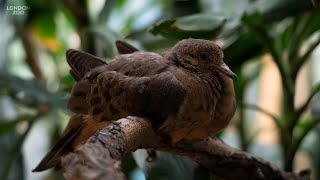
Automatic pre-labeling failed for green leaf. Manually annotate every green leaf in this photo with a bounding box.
[223,32,263,68]
[116,0,127,8]
[122,153,138,179]
[0,114,34,136]
[0,120,21,136]
[175,14,225,31]
[202,0,248,18]
[149,14,226,39]
[98,0,117,24]
[248,0,319,22]
[242,11,264,28]
[0,72,66,109]
[277,19,295,53]
[295,119,320,136]
[303,11,320,38]
[92,25,121,58]
[30,14,56,38]
[61,74,75,91]
[25,0,56,38]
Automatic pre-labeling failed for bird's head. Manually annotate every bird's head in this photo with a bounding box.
[171,39,237,81]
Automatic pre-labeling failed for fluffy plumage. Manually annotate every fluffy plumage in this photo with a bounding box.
[33,39,237,172]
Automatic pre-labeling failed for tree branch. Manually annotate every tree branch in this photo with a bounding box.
[61,116,310,180]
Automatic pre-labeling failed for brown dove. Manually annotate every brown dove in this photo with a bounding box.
[33,39,237,172]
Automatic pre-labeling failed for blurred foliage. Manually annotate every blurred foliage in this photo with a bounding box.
[1,0,320,179]
[149,14,226,39]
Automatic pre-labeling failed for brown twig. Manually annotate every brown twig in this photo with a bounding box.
[21,28,44,81]
[61,116,310,180]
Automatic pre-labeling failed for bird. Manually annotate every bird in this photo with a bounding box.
[33,38,237,172]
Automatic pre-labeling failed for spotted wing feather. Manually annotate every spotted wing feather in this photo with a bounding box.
[69,52,186,123]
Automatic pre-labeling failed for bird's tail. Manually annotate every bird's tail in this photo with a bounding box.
[32,115,84,172]
[33,115,111,172]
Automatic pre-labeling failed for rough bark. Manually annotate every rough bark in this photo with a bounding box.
[61,116,310,180]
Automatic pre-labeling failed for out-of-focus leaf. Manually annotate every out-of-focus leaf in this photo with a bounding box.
[234,61,261,99]
[31,15,56,38]
[223,0,319,68]
[295,120,310,132]
[303,11,320,38]
[242,11,264,28]
[0,114,33,136]
[288,11,320,61]
[0,16,14,71]
[116,0,127,9]
[24,7,62,53]
[201,0,248,18]
[61,74,75,91]
[92,25,121,58]
[0,115,36,180]
[59,4,76,28]
[248,0,319,22]
[149,14,226,39]
[122,153,138,179]
[25,0,58,53]
[165,0,200,18]
[127,30,177,51]
[133,150,209,180]
[29,14,63,53]
[275,19,295,53]
[98,0,116,24]
[0,72,66,109]
[199,0,248,38]
[295,119,320,136]
[223,32,263,68]
[0,131,25,180]
[25,0,55,20]
[175,14,224,31]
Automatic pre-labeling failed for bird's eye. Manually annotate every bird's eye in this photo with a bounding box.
[199,52,208,60]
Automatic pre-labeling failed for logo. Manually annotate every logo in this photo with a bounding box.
[6,5,30,15]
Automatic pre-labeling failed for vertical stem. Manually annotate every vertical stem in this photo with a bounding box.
[282,70,296,171]
[238,104,249,151]
[236,76,250,151]
[284,148,294,171]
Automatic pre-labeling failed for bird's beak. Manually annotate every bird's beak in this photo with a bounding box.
[219,64,237,81]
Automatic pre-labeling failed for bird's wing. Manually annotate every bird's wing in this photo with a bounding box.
[68,52,186,123]
[35,51,186,172]
[163,76,221,142]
